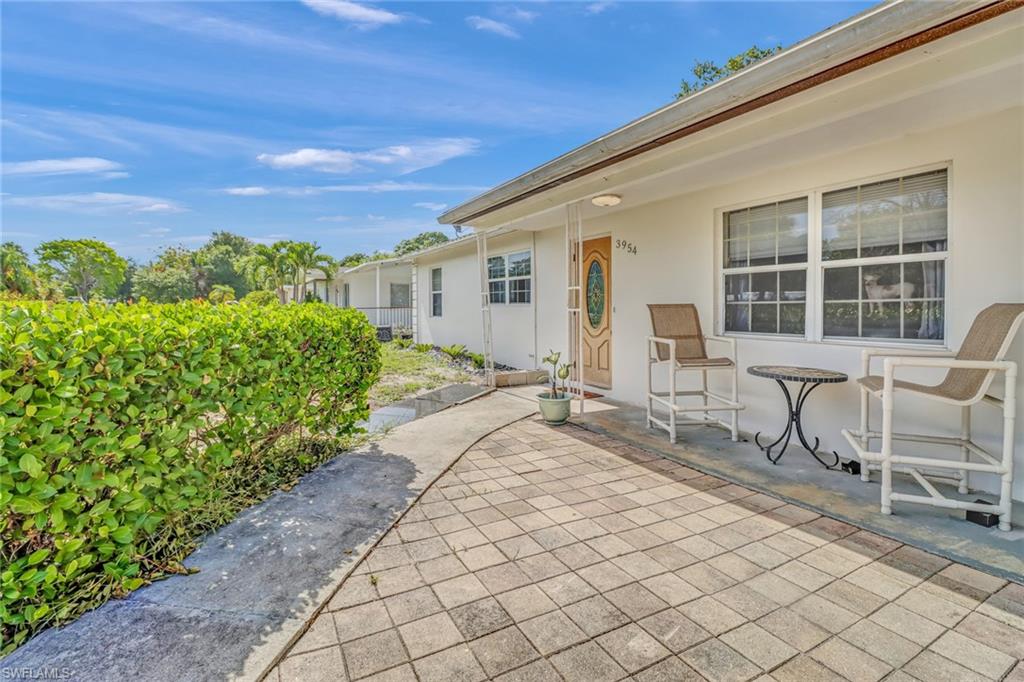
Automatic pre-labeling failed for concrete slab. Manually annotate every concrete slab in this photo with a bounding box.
[574,401,1024,582]
[2,390,537,681]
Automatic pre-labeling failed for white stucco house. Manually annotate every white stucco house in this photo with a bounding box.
[407,0,1024,504]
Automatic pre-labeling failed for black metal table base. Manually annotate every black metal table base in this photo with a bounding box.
[754,379,840,469]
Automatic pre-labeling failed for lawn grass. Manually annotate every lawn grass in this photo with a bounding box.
[369,342,477,409]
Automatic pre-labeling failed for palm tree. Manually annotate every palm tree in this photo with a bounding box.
[287,241,333,302]
[240,241,295,304]
[316,256,339,305]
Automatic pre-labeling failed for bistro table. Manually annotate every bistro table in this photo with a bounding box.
[747,365,848,469]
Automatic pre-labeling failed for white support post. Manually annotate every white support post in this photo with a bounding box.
[565,203,585,417]
[410,264,418,343]
[477,231,495,387]
[375,263,381,327]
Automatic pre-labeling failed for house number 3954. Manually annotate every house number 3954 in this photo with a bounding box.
[615,239,637,255]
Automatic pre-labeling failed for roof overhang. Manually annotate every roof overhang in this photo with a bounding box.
[438,0,1017,228]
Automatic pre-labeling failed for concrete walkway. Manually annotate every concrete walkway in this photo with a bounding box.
[2,390,537,682]
[271,416,1024,682]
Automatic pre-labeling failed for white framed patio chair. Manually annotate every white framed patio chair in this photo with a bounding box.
[841,303,1024,531]
[646,304,744,444]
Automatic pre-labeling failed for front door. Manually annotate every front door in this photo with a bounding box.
[582,236,612,388]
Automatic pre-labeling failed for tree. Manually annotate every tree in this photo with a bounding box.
[196,231,253,298]
[35,239,127,301]
[677,45,781,99]
[1,242,38,296]
[239,241,295,304]
[287,241,333,303]
[115,259,138,301]
[132,264,197,302]
[337,252,370,268]
[319,257,339,306]
[394,231,449,256]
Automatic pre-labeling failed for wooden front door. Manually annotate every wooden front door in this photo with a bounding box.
[582,237,612,388]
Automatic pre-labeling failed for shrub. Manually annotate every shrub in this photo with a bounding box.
[414,343,434,353]
[440,344,467,360]
[207,284,235,304]
[0,301,380,652]
[467,352,485,369]
[240,290,277,306]
[391,338,413,349]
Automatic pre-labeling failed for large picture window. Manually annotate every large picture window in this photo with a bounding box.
[487,250,531,304]
[821,169,947,341]
[430,267,442,317]
[722,198,808,335]
[719,166,949,344]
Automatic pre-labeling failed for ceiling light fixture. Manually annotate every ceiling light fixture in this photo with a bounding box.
[591,193,622,207]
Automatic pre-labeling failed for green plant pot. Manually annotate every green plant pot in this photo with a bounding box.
[537,391,572,425]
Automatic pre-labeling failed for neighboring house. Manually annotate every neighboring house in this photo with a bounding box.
[412,0,1024,500]
[287,260,415,329]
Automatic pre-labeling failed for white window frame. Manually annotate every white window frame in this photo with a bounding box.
[715,161,952,348]
[719,194,811,339]
[430,267,443,317]
[486,249,532,305]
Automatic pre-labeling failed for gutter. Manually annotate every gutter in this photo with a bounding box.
[438,0,1017,226]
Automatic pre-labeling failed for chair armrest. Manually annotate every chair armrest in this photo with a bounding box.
[705,335,737,361]
[861,348,955,376]
[880,357,1017,400]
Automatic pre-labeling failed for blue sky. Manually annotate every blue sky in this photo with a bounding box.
[1,0,870,262]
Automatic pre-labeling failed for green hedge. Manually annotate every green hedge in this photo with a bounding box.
[1,301,380,652]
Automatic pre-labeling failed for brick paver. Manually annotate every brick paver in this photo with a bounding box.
[270,417,1023,681]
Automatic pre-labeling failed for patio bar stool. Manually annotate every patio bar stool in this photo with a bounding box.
[842,303,1024,530]
[646,303,744,443]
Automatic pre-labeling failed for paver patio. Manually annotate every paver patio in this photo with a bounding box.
[269,416,1024,682]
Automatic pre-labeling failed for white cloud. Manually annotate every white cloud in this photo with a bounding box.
[7,192,186,214]
[500,6,538,22]
[585,1,615,15]
[222,186,271,196]
[316,215,351,222]
[144,227,172,235]
[466,16,520,39]
[300,0,404,27]
[257,138,479,175]
[1,157,124,177]
[414,202,448,211]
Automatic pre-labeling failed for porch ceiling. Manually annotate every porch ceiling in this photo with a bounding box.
[467,11,1023,234]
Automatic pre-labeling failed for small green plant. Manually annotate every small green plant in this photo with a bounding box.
[392,338,413,349]
[467,352,485,369]
[440,343,467,360]
[414,343,434,353]
[541,350,572,398]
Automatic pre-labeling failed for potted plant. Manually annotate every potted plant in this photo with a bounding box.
[537,350,573,424]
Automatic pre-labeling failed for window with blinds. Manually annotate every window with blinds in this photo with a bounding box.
[722,197,808,335]
[430,267,442,317]
[821,169,947,341]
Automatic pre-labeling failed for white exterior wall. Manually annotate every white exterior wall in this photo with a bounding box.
[415,233,539,369]
[597,107,1023,499]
